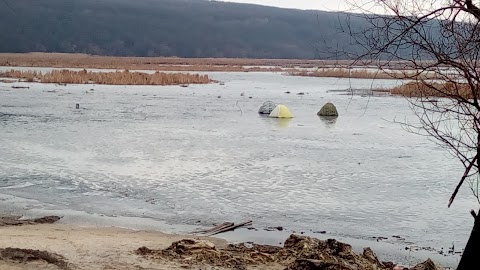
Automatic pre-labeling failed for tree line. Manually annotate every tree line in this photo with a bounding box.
[0,0,366,59]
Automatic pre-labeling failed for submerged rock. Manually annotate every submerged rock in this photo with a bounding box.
[318,102,339,117]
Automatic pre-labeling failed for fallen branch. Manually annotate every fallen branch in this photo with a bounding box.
[190,222,234,234]
[207,220,253,236]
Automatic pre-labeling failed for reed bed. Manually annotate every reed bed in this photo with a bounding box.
[154,65,283,72]
[0,69,212,85]
[0,53,423,71]
[288,69,438,80]
[0,53,327,70]
[390,81,472,98]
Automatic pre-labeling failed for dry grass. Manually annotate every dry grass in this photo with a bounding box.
[153,65,284,72]
[289,69,438,80]
[0,53,326,71]
[0,52,422,72]
[390,81,472,98]
[0,69,212,85]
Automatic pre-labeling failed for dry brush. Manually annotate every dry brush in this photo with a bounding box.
[0,69,212,85]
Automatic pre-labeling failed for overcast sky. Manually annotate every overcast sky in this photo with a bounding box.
[220,0,352,12]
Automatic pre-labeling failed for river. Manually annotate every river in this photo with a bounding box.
[0,69,475,268]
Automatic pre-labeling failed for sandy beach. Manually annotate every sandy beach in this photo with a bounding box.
[0,223,236,270]
[0,216,451,270]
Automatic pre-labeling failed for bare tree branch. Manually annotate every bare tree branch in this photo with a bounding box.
[450,155,478,207]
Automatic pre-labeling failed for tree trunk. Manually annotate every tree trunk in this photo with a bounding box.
[457,210,480,270]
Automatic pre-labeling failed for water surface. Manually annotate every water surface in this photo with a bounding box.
[0,70,475,267]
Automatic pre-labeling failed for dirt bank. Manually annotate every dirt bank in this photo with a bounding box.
[0,215,444,270]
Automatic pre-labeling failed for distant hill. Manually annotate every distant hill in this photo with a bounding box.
[0,0,364,59]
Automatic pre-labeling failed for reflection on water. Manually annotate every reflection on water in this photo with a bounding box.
[318,116,338,127]
[0,71,475,261]
[260,116,293,128]
[275,118,292,128]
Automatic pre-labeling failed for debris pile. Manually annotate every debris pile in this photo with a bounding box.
[0,248,72,270]
[0,215,62,227]
[137,234,443,270]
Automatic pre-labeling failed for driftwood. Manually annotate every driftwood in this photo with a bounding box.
[192,221,253,236]
[190,222,234,234]
[207,221,253,236]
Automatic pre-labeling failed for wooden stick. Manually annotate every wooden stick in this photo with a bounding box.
[207,220,253,236]
[190,222,234,234]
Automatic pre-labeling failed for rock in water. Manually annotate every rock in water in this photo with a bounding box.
[258,101,276,114]
[269,104,293,118]
[318,102,338,117]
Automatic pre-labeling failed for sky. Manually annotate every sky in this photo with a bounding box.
[220,0,352,12]
[219,0,426,15]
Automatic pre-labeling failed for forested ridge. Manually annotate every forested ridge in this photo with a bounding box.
[0,0,364,59]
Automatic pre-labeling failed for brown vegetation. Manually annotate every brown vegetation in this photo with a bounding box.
[0,53,320,71]
[390,81,471,98]
[0,69,212,85]
[289,69,438,80]
[0,53,420,72]
[137,234,440,270]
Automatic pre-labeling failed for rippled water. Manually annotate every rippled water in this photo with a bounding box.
[0,70,476,265]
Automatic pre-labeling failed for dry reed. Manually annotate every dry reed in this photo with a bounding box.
[0,69,212,85]
[0,53,421,71]
[390,81,472,98]
[288,69,437,80]
[0,53,324,71]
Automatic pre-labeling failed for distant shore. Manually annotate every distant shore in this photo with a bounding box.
[0,52,420,73]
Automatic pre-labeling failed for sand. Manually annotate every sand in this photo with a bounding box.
[0,224,241,270]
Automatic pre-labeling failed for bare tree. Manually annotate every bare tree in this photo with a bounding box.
[340,1,480,268]
[1,0,15,14]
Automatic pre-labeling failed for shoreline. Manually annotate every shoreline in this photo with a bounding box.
[0,219,453,270]
[0,193,458,269]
